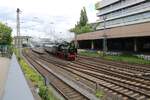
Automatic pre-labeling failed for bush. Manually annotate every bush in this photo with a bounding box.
[19,58,51,100]
[39,85,50,100]
[95,90,104,98]
[13,48,57,100]
[70,24,94,34]
[79,50,150,65]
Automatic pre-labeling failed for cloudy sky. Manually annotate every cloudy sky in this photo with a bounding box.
[0,0,100,41]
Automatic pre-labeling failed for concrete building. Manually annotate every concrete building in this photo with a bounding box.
[13,36,32,47]
[95,0,150,30]
[77,0,150,53]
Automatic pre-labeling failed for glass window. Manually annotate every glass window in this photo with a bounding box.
[142,12,150,19]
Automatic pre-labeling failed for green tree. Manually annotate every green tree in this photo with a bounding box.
[79,7,88,27]
[70,7,94,34]
[0,22,12,45]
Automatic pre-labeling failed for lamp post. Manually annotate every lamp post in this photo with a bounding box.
[103,15,107,56]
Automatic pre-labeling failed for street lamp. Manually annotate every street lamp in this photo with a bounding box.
[103,15,107,56]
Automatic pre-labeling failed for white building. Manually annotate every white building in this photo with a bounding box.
[95,0,150,30]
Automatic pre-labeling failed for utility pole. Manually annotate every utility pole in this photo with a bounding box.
[74,32,77,47]
[16,8,21,56]
[103,16,107,56]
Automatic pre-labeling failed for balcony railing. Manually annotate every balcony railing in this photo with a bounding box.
[98,2,150,22]
[95,0,120,10]
[97,0,146,16]
[96,11,150,30]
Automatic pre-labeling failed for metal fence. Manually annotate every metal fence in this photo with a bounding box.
[0,45,13,58]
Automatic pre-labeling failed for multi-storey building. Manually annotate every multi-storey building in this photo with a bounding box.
[76,0,150,53]
[95,0,150,30]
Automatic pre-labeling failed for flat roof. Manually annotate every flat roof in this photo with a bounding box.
[13,36,32,39]
[77,22,150,41]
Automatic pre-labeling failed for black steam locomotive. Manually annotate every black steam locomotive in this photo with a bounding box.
[44,41,77,61]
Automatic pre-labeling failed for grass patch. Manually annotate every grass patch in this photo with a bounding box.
[79,50,150,65]
[79,50,103,57]
[95,90,104,98]
[104,55,150,65]
[14,48,59,100]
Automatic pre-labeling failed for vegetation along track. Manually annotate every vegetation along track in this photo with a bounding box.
[31,49,150,100]
[78,55,150,75]
[22,50,89,100]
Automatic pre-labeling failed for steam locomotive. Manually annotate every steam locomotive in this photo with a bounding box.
[44,41,77,61]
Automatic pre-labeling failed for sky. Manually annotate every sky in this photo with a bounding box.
[0,0,100,41]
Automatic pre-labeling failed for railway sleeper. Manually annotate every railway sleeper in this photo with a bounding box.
[137,95,146,100]
[67,93,81,98]
[77,58,146,73]
[71,97,87,100]
[65,66,148,99]
[63,90,78,94]
[115,87,124,91]
[79,56,150,72]
[28,50,150,99]
[24,52,89,100]
[65,67,137,99]
[131,93,140,98]
[73,60,150,87]
[72,66,150,95]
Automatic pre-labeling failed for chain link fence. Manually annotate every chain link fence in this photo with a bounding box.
[0,45,13,58]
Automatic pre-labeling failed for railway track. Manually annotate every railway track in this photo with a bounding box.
[69,62,150,99]
[78,55,150,75]
[30,49,150,100]
[73,59,150,85]
[23,50,89,100]
[77,55,150,81]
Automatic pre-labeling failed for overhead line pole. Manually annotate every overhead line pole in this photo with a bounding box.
[17,8,21,56]
[103,16,107,56]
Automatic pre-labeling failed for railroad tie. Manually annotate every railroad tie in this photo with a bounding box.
[112,86,119,89]
[104,82,111,86]
[141,84,147,87]
[121,89,129,93]
[135,83,141,86]
[112,92,117,95]
[124,91,133,95]
[108,84,114,87]
[117,94,123,98]
[122,97,128,100]
[108,90,113,93]
[104,88,109,91]
[131,93,139,98]
[137,95,146,100]
[115,87,123,91]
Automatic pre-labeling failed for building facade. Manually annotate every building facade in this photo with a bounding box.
[76,0,150,53]
[13,36,31,47]
[95,0,150,30]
